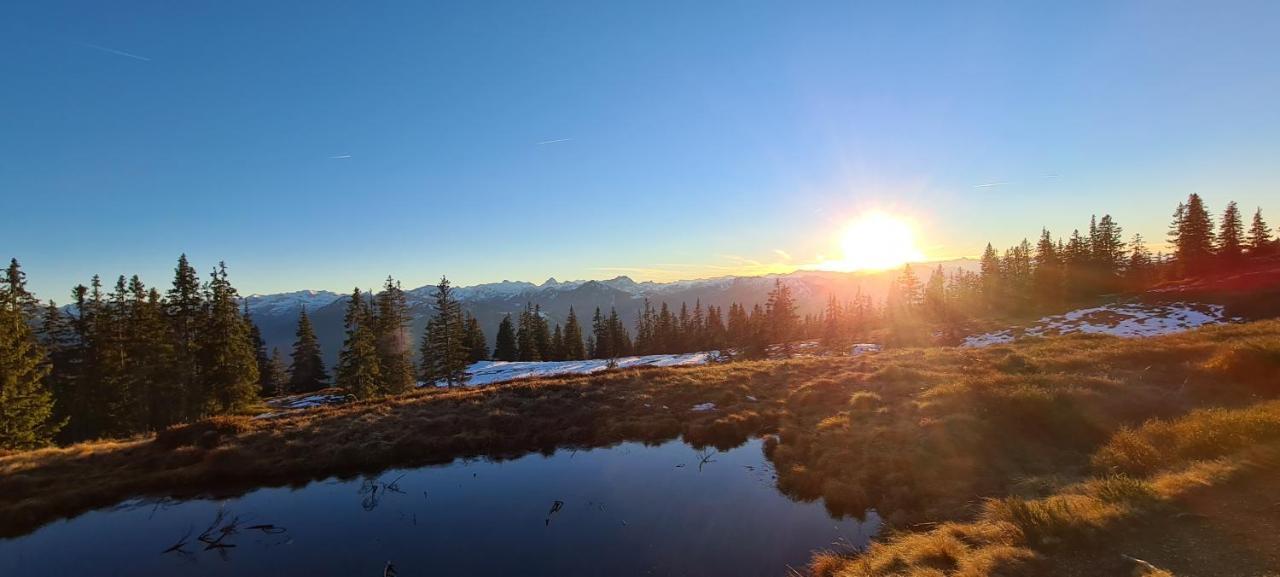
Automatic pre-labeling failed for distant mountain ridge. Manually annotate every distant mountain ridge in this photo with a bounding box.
[244,260,979,366]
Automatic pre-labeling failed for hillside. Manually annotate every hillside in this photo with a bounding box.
[243,260,980,365]
[3,319,1277,576]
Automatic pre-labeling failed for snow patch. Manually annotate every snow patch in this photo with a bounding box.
[690,402,717,412]
[962,302,1238,348]
[429,351,721,388]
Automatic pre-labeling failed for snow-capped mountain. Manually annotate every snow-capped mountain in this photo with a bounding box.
[245,259,979,365]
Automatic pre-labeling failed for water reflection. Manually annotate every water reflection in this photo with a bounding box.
[0,438,879,577]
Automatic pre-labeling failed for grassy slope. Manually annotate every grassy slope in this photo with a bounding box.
[2,320,1278,576]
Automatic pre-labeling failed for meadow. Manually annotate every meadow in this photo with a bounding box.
[2,320,1278,576]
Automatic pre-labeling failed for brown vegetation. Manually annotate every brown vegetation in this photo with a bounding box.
[2,320,1279,577]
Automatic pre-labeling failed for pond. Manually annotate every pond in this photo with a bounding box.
[0,438,879,577]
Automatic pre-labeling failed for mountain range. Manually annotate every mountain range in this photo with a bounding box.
[244,259,979,365]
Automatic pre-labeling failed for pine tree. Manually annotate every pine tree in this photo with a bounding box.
[196,263,260,414]
[1217,201,1245,264]
[463,312,489,363]
[288,307,329,393]
[704,305,726,351]
[374,277,416,395]
[0,260,62,449]
[421,277,468,386]
[924,265,947,320]
[765,279,798,357]
[607,308,631,357]
[1171,193,1215,276]
[979,243,1002,310]
[1032,229,1062,308]
[533,305,552,360]
[245,303,273,397]
[165,254,203,421]
[130,279,176,430]
[265,348,289,397]
[337,288,382,399]
[561,307,586,360]
[1062,230,1091,301]
[591,307,610,359]
[38,300,79,442]
[1092,215,1126,290]
[516,303,541,362]
[1248,207,1273,255]
[1126,234,1154,289]
[549,324,565,361]
[493,314,518,361]
[820,295,844,352]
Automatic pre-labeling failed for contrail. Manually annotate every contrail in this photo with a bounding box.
[536,138,572,145]
[80,42,152,62]
[973,181,1011,188]
[329,154,352,159]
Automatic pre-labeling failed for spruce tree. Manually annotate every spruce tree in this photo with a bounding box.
[0,260,62,449]
[533,304,552,360]
[765,279,798,357]
[129,279,176,430]
[1171,193,1215,276]
[1032,229,1062,308]
[245,304,273,397]
[337,288,382,399]
[288,307,329,393]
[197,263,260,415]
[705,305,726,350]
[421,277,468,386]
[463,312,489,363]
[1126,234,1154,289]
[38,300,79,442]
[979,243,1002,310]
[1248,207,1273,255]
[493,314,518,361]
[516,303,540,361]
[265,348,289,397]
[1217,201,1245,263]
[165,254,203,421]
[561,307,586,360]
[549,324,565,361]
[374,277,416,395]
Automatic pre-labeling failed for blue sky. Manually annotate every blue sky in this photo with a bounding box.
[3,1,1278,299]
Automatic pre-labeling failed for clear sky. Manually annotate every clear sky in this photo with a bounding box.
[4,1,1278,300]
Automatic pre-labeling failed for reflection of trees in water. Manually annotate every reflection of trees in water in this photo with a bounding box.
[359,474,406,511]
[161,506,289,561]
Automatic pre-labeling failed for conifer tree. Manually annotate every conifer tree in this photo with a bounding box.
[704,305,726,351]
[549,324,565,361]
[288,307,329,393]
[129,279,176,430]
[337,288,382,399]
[421,277,468,386]
[516,303,541,362]
[820,295,844,352]
[493,314,518,361]
[533,304,552,360]
[561,307,586,360]
[38,300,79,441]
[1171,193,1215,276]
[265,348,289,397]
[1248,207,1273,255]
[0,260,62,449]
[979,243,1002,310]
[245,304,273,397]
[765,279,798,357]
[463,312,489,363]
[607,308,631,357]
[924,265,947,319]
[165,254,203,421]
[1217,201,1245,264]
[1032,229,1062,308]
[591,307,610,359]
[374,277,416,395]
[1126,234,1154,289]
[196,263,260,414]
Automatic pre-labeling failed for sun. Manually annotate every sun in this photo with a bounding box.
[832,212,924,271]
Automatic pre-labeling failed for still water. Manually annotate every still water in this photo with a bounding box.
[0,438,878,577]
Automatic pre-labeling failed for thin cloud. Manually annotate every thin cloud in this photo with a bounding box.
[773,249,793,261]
[973,180,1012,189]
[80,42,152,62]
[328,154,352,159]
[536,138,572,146]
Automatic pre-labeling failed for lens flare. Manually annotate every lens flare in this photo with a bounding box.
[833,212,924,271]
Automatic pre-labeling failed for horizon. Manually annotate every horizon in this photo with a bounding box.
[6,2,1279,300]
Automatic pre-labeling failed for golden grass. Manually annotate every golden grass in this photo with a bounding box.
[2,318,1278,577]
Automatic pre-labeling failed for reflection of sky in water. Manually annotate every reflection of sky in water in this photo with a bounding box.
[0,439,880,577]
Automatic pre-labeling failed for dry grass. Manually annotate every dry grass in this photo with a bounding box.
[3,319,1279,577]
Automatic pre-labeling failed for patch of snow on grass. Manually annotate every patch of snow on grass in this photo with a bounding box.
[432,351,722,387]
[691,402,717,412]
[962,302,1237,348]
